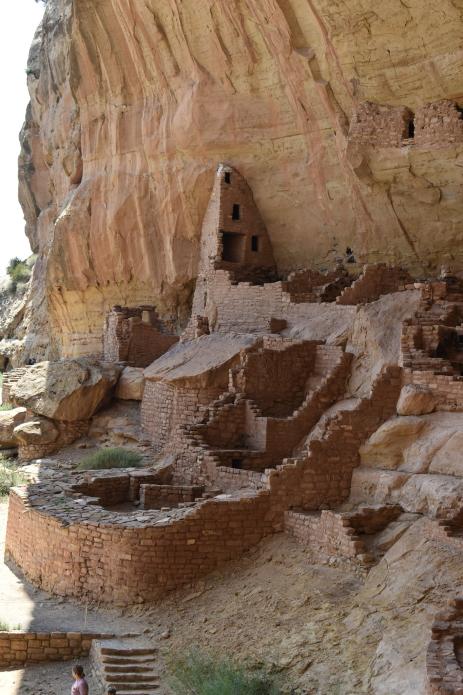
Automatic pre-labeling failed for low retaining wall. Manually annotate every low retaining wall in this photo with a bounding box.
[0,631,113,668]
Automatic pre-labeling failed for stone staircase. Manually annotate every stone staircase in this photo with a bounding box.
[91,638,160,694]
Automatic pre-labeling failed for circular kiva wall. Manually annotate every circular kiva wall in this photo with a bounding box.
[5,470,275,604]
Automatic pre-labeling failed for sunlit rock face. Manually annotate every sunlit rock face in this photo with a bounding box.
[20,0,463,358]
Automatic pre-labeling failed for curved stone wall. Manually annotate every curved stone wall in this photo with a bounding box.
[5,487,274,605]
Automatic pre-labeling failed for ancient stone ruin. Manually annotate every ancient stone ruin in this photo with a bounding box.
[103,305,178,367]
[4,172,463,690]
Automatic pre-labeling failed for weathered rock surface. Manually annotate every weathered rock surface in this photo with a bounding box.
[360,413,463,475]
[89,401,146,448]
[0,408,27,448]
[20,0,463,359]
[144,334,258,385]
[397,384,437,416]
[9,359,121,422]
[346,290,421,396]
[115,367,145,401]
[14,417,58,446]
[353,413,463,515]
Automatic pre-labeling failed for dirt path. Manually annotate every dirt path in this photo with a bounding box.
[1,658,92,695]
[0,501,137,634]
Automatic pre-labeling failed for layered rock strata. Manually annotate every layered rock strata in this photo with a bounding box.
[19,0,463,360]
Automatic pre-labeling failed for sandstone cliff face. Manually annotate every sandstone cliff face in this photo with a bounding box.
[20,0,463,358]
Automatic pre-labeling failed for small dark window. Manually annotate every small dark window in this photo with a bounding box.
[224,172,231,184]
[251,235,259,252]
[231,459,242,469]
[408,119,415,139]
[232,204,240,220]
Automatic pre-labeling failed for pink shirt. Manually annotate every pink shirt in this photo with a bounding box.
[72,677,89,695]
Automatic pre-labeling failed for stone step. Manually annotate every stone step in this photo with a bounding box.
[102,656,157,665]
[106,673,159,683]
[115,690,159,695]
[108,684,159,691]
[104,664,155,673]
[101,647,157,656]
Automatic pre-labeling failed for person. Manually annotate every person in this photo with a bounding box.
[107,688,117,695]
[71,665,89,695]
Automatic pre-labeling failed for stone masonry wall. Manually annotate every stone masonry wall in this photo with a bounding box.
[103,306,178,368]
[426,597,463,695]
[5,365,400,604]
[0,631,111,668]
[140,484,204,509]
[285,510,364,561]
[233,341,318,416]
[18,420,90,462]
[5,487,275,604]
[336,264,412,305]
[415,100,463,149]
[141,381,225,453]
[348,102,413,147]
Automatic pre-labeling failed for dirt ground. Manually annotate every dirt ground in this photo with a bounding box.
[1,658,92,695]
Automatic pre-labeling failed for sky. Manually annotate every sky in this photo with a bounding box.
[0,1,45,276]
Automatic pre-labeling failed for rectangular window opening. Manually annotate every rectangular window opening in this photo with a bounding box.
[232,204,240,220]
[231,459,242,469]
[251,235,259,252]
[224,172,231,184]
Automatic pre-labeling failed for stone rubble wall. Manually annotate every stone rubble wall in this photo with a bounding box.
[348,101,413,147]
[426,597,463,694]
[400,277,463,410]
[103,306,178,368]
[336,264,413,305]
[285,510,366,561]
[415,100,463,148]
[18,419,90,462]
[349,99,463,149]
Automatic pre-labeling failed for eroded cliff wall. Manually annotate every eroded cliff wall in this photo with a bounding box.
[20,0,463,358]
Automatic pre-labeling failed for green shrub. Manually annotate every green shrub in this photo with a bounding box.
[168,651,282,695]
[6,257,31,294]
[0,403,13,411]
[0,459,27,499]
[77,447,143,471]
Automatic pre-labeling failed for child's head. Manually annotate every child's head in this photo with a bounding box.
[72,664,85,680]
[107,688,117,695]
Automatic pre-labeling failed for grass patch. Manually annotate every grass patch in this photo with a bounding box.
[168,651,283,695]
[0,403,13,411]
[0,458,27,499]
[77,447,143,471]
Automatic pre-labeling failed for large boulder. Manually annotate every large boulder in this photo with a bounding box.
[14,417,59,445]
[360,412,463,476]
[0,407,27,448]
[9,359,121,422]
[397,384,437,416]
[116,367,144,401]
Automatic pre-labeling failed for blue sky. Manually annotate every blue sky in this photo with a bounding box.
[0,1,45,275]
